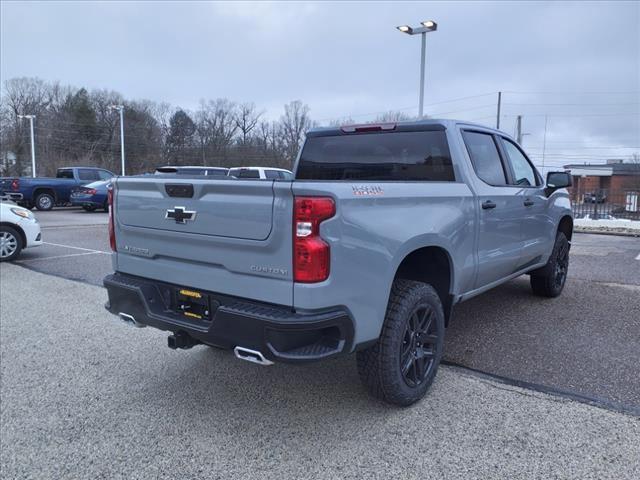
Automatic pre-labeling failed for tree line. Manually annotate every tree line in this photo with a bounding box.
[0,77,319,176]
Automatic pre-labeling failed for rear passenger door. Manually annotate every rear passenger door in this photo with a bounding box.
[462,130,523,289]
[498,137,550,268]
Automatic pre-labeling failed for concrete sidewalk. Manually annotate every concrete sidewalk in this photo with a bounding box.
[1,263,639,479]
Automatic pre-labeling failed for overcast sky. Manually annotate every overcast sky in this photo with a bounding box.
[1,0,638,170]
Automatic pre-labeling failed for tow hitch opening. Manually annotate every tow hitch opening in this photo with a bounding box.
[167,331,199,350]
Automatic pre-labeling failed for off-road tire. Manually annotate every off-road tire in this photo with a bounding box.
[357,279,445,406]
[530,231,570,298]
[35,192,54,211]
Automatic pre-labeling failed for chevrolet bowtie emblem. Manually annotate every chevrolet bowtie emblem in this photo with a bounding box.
[165,206,196,224]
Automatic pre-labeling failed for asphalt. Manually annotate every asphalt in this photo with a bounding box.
[1,263,639,479]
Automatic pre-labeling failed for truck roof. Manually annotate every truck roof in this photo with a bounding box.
[307,119,506,137]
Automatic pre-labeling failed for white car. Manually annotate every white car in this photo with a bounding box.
[227,167,293,180]
[0,201,43,261]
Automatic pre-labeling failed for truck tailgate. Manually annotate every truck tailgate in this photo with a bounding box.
[113,176,294,306]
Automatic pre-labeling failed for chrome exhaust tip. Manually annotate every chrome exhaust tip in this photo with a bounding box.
[233,346,274,366]
[118,312,146,328]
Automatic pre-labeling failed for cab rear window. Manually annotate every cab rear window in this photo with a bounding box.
[296,131,455,181]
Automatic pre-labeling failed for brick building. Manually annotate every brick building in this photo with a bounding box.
[564,160,640,194]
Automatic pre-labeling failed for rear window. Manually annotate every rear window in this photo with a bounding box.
[230,169,260,179]
[296,131,455,181]
[57,169,74,179]
[206,169,228,176]
[176,168,206,175]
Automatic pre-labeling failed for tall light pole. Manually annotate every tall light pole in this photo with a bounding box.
[396,20,438,118]
[109,105,125,175]
[17,114,36,177]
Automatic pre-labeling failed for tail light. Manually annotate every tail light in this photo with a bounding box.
[84,188,97,195]
[293,196,335,283]
[11,179,19,191]
[108,187,116,251]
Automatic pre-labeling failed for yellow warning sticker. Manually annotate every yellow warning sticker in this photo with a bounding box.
[179,289,202,299]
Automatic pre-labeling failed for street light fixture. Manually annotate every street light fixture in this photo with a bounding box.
[17,114,37,177]
[396,20,438,118]
[109,105,126,175]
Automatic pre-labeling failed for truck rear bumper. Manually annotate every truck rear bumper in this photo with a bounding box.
[103,273,354,363]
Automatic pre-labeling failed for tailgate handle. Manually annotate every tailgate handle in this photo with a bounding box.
[165,184,194,198]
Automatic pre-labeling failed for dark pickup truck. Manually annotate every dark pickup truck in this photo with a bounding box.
[0,167,115,211]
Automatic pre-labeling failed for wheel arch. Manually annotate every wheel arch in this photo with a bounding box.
[393,245,455,326]
[558,215,573,241]
[33,187,57,202]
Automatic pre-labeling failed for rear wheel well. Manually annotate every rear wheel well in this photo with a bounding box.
[394,246,454,325]
[558,215,573,241]
[33,187,56,201]
[0,222,26,247]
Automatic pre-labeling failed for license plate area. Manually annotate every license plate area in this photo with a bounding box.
[173,288,215,322]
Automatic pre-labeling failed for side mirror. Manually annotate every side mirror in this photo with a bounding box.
[546,171,572,190]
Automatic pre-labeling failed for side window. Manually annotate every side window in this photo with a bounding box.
[500,138,538,187]
[98,170,113,181]
[265,170,280,179]
[78,169,99,181]
[462,131,507,186]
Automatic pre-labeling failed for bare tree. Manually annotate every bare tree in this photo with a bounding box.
[280,100,313,164]
[374,110,413,123]
[234,102,262,146]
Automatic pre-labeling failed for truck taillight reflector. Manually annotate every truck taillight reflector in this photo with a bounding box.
[108,187,116,251]
[293,196,335,283]
[11,179,19,191]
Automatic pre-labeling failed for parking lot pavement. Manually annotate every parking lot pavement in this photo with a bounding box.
[1,264,639,479]
[11,215,640,413]
[32,207,109,228]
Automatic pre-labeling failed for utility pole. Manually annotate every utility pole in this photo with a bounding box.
[496,91,502,130]
[109,105,125,175]
[18,114,36,177]
[516,115,522,144]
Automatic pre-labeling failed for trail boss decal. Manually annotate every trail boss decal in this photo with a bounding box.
[352,185,384,196]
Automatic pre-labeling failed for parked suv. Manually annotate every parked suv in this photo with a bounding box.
[103,120,573,405]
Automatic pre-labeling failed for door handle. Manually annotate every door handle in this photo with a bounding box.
[482,200,497,210]
[523,199,534,207]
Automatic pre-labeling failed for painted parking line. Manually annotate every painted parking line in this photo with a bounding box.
[16,252,107,263]
[43,241,109,254]
[636,253,640,261]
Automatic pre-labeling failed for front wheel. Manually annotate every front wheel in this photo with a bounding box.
[357,280,445,406]
[0,226,23,262]
[530,231,570,297]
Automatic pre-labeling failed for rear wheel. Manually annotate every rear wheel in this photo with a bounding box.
[0,226,23,262]
[82,205,97,212]
[35,192,54,211]
[530,231,570,297]
[357,279,445,406]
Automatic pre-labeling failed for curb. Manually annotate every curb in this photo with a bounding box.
[574,228,640,238]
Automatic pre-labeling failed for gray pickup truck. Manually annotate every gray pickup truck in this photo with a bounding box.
[104,119,573,406]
